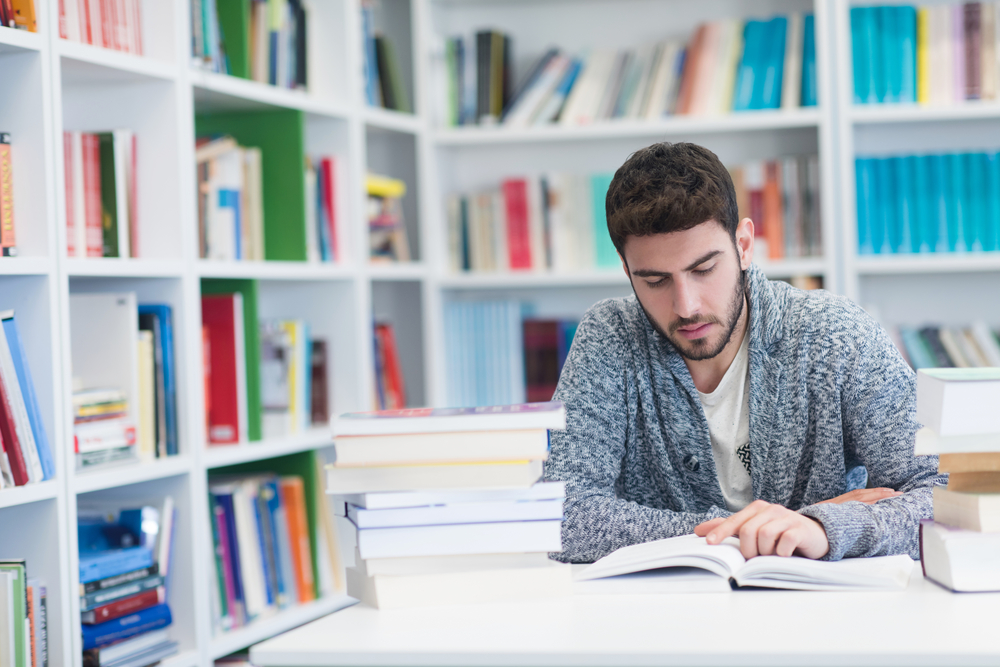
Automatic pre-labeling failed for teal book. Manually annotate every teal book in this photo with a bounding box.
[855,158,877,255]
[965,153,989,252]
[754,17,787,110]
[985,152,1000,252]
[893,156,915,253]
[878,6,899,103]
[850,8,869,103]
[929,154,949,252]
[946,153,968,252]
[913,154,934,253]
[859,7,880,103]
[733,21,763,111]
[899,327,938,369]
[801,14,817,106]
[590,174,619,268]
[897,6,917,103]
[875,157,895,254]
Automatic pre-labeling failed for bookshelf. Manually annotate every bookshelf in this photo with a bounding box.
[0,0,993,665]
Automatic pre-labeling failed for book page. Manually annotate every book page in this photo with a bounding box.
[734,554,913,591]
[574,534,746,581]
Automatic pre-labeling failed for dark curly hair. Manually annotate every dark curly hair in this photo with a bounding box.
[605,142,739,258]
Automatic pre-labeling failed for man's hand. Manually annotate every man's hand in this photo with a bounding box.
[816,487,902,505]
[694,500,829,560]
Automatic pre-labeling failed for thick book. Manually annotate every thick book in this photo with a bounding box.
[352,518,563,560]
[920,520,1000,592]
[333,481,566,510]
[575,535,913,591]
[916,368,1000,436]
[326,459,544,494]
[82,628,170,666]
[359,551,555,578]
[80,585,163,625]
[332,428,550,467]
[80,603,171,651]
[332,402,565,437]
[80,575,165,612]
[348,497,563,529]
[79,547,154,585]
[938,452,1000,473]
[202,293,248,444]
[932,486,1000,532]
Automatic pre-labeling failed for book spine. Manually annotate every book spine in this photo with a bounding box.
[916,8,930,104]
[0,359,29,485]
[79,574,164,611]
[80,585,162,625]
[501,179,532,270]
[79,548,154,586]
[965,2,981,100]
[0,134,15,257]
[83,134,104,257]
[79,563,158,595]
[280,476,315,602]
[80,603,171,651]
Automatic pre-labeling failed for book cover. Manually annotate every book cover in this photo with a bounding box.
[97,133,119,258]
[280,475,316,603]
[79,547,154,585]
[501,179,532,270]
[878,6,899,103]
[202,294,247,444]
[81,603,172,651]
[80,585,163,625]
[0,561,26,667]
[898,5,917,103]
[0,133,15,257]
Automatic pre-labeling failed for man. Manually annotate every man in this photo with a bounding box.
[545,142,944,563]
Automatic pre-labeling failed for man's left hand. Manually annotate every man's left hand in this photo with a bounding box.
[694,500,830,560]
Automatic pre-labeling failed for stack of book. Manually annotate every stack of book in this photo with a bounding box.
[72,387,137,470]
[1,133,17,258]
[438,13,817,127]
[0,560,46,667]
[196,136,265,262]
[63,130,139,259]
[59,0,142,54]
[855,152,1000,256]
[851,3,1000,106]
[361,0,411,112]
[367,174,409,263]
[77,497,177,667]
[329,402,571,609]
[1,1,36,31]
[895,322,1000,370]
[917,369,1000,592]
[0,310,54,488]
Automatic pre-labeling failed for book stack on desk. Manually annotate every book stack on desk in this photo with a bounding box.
[328,402,572,609]
[915,368,1000,592]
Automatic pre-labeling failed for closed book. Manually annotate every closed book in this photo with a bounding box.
[801,14,817,106]
[138,305,178,457]
[327,459,544,495]
[333,402,565,437]
[202,293,248,445]
[82,628,170,666]
[0,134,15,257]
[932,486,1000,532]
[346,560,571,610]
[81,603,171,651]
[917,368,1000,436]
[0,340,30,485]
[353,518,563,559]
[80,563,158,595]
[855,158,876,254]
[0,561,27,667]
[80,575,165,612]
[0,313,50,483]
[333,428,549,467]
[79,547,154,585]
[359,551,555,577]
[916,8,930,103]
[759,16,787,109]
[947,471,1000,493]
[898,6,917,103]
[334,481,566,510]
[921,520,1000,592]
[939,452,1000,473]
[918,328,955,367]
[349,497,563,529]
[965,3,981,100]
[80,586,163,625]
[85,640,177,667]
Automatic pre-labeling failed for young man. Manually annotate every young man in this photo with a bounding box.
[545,142,944,563]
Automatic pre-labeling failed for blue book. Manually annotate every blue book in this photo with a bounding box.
[927,154,948,252]
[733,21,763,111]
[763,16,787,109]
[550,58,583,119]
[877,6,899,103]
[361,3,379,106]
[248,481,275,608]
[855,158,877,255]
[212,491,246,616]
[875,157,895,254]
[137,304,178,458]
[899,327,938,369]
[0,313,54,481]
[79,547,154,584]
[81,603,172,651]
[260,477,290,608]
[897,6,917,103]
[985,153,1000,252]
[218,189,242,260]
[966,153,989,252]
[912,155,933,253]
[893,156,915,253]
[801,14,817,106]
[316,161,331,262]
[850,8,868,103]
[946,153,968,252]
[591,174,618,268]
[857,7,880,103]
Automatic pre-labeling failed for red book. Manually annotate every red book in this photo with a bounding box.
[376,323,405,410]
[58,0,67,38]
[0,366,29,486]
[131,0,142,55]
[501,179,532,270]
[320,157,338,262]
[82,133,103,257]
[523,320,560,403]
[201,294,247,445]
[80,586,164,625]
[64,132,76,257]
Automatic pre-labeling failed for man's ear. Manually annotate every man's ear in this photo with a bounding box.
[736,218,754,271]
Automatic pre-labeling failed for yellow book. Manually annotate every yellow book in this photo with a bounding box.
[916,8,930,105]
[365,174,406,199]
[137,330,156,462]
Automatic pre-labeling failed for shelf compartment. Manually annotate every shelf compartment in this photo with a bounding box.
[0,479,59,509]
[203,428,333,469]
[72,454,193,494]
[191,71,349,118]
[59,40,177,84]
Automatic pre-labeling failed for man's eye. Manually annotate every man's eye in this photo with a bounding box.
[645,278,667,288]
[694,265,715,276]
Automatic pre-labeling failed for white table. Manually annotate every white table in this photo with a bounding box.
[250,563,1000,667]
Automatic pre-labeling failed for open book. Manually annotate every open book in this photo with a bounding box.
[574,534,913,593]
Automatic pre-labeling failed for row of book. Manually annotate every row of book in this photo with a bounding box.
[438,13,817,128]
[207,453,341,633]
[201,286,330,445]
[1,0,34,31]
[892,322,1000,370]
[915,369,1000,592]
[851,3,1000,106]
[0,309,54,488]
[361,0,411,112]
[193,0,309,90]
[0,561,46,667]
[63,131,138,259]
[69,294,177,470]
[77,496,176,667]
[1,133,17,257]
[59,0,143,54]
[855,152,1000,255]
[331,403,571,609]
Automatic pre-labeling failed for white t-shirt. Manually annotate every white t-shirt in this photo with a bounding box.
[696,329,753,512]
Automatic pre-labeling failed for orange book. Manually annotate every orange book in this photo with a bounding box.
[11,0,37,32]
[762,160,784,261]
[675,25,706,115]
[0,134,15,257]
[280,475,316,603]
[26,582,36,667]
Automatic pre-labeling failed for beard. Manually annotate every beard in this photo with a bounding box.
[635,267,747,362]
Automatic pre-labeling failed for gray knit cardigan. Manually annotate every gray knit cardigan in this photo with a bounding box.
[544,264,945,562]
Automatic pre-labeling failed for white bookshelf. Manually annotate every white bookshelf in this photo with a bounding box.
[1,0,993,665]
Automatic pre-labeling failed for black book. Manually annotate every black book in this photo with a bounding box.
[476,31,492,122]
[502,34,513,111]
[919,327,955,367]
[500,48,558,122]
[374,36,397,110]
[453,38,466,125]
[292,0,307,88]
[79,563,159,596]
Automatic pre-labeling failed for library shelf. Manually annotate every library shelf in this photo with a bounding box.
[363,106,423,135]
[209,594,357,660]
[71,455,194,495]
[65,257,187,278]
[855,253,1000,276]
[432,109,825,146]
[849,102,1000,125]
[203,428,334,470]
[367,262,430,281]
[0,257,53,275]
[159,649,202,667]
[437,270,628,290]
[189,70,350,119]
[0,479,59,510]
[196,260,358,281]
[57,40,178,84]
[0,26,43,53]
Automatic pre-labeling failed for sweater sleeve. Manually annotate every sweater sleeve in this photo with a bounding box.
[544,305,730,563]
[798,313,946,560]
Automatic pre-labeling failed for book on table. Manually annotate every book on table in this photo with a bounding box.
[331,401,566,436]
[920,520,1000,592]
[574,534,913,592]
[916,368,1000,437]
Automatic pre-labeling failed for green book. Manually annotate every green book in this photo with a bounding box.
[202,278,262,441]
[98,133,118,258]
[381,37,412,113]
[195,109,307,261]
[215,0,251,79]
[0,561,26,667]
[590,173,620,268]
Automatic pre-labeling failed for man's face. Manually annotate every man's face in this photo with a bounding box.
[621,219,752,361]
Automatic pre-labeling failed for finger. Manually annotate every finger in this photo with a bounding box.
[706,500,768,544]
[756,517,797,556]
[737,508,784,559]
[694,518,725,537]
[775,527,804,558]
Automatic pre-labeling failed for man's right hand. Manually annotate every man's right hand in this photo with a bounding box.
[816,488,902,505]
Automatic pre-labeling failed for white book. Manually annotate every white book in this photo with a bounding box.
[332,401,565,436]
[88,0,102,46]
[113,131,133,258]
[326,459,544,495]
[503,54,571,127]
[574,564,733,594]
[229,481,271,619]
[560,49,616,126]
[491,190,508,271]
[781,13,803,110]
[709,20,743,115]
[70,131,87,257]
[921,520,1000,592]
[64,0,81,42]
[347,560,571,609]
[915,428,1000,455]
[332,428,550,467]
[358,550,555,577]
[643,41,681,119]
[348,497,564,529]
[955,328,988,367]
[244,147,264,261]
[89,628,171,665]
[353,518,563,559]
[333,480,566,510]
[0,321,43,482]
[0,572,13,667]
[576,534,913,591]
[331,155,351,263]
[624,44,659,119]
[932,486,1000,532]
[916,368,1000,436]
[136,330,155,461]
